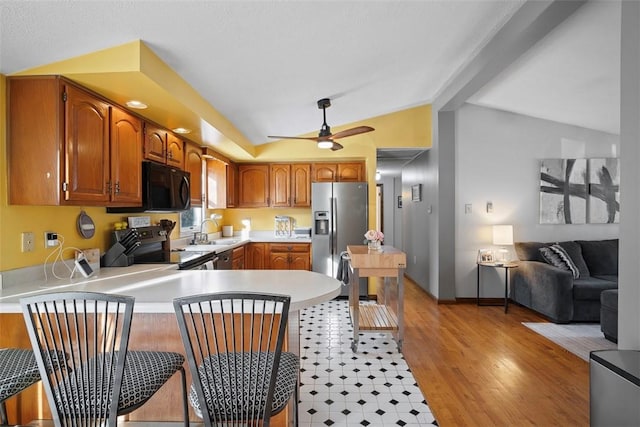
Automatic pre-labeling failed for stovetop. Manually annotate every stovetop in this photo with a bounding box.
[134,250,214,266]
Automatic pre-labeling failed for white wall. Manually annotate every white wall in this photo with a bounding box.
[456,103,620,298]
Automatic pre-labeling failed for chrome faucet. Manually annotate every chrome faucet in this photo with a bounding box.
[193,214,222,244]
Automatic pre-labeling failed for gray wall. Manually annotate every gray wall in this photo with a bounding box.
[456,103,620,298]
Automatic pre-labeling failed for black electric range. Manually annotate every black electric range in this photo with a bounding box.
[113,225,216,270]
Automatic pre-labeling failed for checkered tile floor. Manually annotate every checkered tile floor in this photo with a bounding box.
[299,299,437,426]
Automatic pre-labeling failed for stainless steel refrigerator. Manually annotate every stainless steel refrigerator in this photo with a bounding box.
[312,182,368,298]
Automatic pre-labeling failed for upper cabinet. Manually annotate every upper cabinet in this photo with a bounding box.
[109,107,143,205]
[206,158,227,209]
[143,124,184,170]
[226,162,238,208]
[184,142,203,205]
[312,162,364,182]
[269,163,311,207]
[238,164,270,207]
[7,76,142,206]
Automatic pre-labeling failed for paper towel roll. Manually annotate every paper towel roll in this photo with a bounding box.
[222,225,233,237]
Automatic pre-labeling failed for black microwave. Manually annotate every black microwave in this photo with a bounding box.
[107,162,191,213]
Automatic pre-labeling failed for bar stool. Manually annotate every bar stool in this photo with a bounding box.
[0,349,41,425]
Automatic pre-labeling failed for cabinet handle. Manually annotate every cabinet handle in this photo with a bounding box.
[287,246,292,251]
[115,182,120,194]
[106,180,112,195]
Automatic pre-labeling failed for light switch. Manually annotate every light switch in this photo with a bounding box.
[465,204,472,214]
[486,202,493,213]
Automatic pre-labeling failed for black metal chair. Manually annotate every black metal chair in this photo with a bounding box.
[21,291,188,427]
[173,292,299,427]
[0,348,42,425]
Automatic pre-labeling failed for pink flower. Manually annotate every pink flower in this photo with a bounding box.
[364,229,384,242]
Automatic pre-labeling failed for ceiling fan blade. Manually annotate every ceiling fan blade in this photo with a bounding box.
[330,126,375,140]
[267,135,321,141]
[330,142,344,151]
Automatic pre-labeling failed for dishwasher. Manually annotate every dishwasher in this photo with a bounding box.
[214,249,233,270]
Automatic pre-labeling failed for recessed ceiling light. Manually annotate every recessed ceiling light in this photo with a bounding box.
[173,127,191,134]
[126,100,147,109]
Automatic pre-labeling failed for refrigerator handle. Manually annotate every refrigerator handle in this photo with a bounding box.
[331,197,338,254]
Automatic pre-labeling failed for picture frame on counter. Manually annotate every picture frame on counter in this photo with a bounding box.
[477,248,495,263]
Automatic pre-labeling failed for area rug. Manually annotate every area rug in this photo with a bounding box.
[522,322,617,361]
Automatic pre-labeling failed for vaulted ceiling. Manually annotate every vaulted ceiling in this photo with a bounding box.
[1,1,620,169]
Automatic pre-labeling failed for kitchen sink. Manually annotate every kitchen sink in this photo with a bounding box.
[211,239,239,245]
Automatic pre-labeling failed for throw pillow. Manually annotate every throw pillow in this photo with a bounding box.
[539,244,580,279]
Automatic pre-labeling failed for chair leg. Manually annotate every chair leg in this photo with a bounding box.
[293,378,299,427]
[0,401,8,426]
[179,366,189,427]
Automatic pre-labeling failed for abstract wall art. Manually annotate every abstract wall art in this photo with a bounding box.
[539,158,587,224]
[588,158,620,223]
[539,158,620,224]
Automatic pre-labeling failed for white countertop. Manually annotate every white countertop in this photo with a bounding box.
[0,269,341,314]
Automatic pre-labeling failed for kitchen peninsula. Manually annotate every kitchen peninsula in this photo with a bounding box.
[0,268,341,425]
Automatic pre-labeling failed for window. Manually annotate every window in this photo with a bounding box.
[179,207,202,237]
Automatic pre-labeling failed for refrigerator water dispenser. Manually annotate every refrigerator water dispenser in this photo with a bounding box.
[314,211,329,235]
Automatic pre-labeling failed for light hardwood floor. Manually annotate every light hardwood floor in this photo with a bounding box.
[401,276,590,427]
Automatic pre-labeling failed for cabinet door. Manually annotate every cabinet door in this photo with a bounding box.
[64,85,111,203]
[245,243,267,269]
[269,253,290,270]
[226,162,238,208]
[166,133,184,169]
[185,142,203,205]
[232,246,246,270]
[312,163,337,182]
[270,164,291,207]
[292,163,311,207]
[338,162,364,182]
[110,107,143,204]
[206,158,227,208]
[238,164,270,207]
[143,123,167,164]
[289,253,311,270]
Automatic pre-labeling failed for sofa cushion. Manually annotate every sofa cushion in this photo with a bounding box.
[592,274,618,284]
[556,241,591,278]
[577,239,618,275]
[572,277,617,300]
[515,242,547,262]
[539,245,580,278]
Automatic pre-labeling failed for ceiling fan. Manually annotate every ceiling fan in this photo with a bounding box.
[268,98,374,151]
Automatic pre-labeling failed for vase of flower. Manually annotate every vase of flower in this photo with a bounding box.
[367,240,382,251]
[364,229,384,252]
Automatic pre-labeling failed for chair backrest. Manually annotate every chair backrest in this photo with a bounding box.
[173,292,291,427]
[21,291,134,427]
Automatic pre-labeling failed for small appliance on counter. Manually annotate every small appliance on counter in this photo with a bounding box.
[275,216,292,237]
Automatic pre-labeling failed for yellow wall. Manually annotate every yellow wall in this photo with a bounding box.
[1,67,431,272]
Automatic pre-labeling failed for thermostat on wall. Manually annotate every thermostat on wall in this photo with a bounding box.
[128,216,151,228]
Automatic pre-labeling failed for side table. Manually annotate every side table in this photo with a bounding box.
[476,261,518,313]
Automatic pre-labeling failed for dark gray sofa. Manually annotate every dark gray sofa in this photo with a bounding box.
[510,239,618,323]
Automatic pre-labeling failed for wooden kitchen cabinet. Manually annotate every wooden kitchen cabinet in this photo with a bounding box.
[291,163,311,207]
[143,123,185,170]
[245,243,267,269]
[226,162,238,208]
[232,245,246,270]
[312,161,364,182]
[206,158,227,208]
[184,142,203,205]
[238,164,270,207]
[268,243,311,271]
[109,107,143,205]
[270,164,291,207]
[7,76,142,206]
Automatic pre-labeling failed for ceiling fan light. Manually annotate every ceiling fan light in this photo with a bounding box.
[317,140,333,149]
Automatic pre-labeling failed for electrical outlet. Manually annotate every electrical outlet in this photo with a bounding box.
[21,232,35,252]
[44,231,58,248]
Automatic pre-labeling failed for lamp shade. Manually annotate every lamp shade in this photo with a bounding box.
[492,225,513,246]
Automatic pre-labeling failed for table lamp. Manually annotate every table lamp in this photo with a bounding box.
[493,225,513,263]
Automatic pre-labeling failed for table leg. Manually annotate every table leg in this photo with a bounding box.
[504,268,509,313]
[477,264,481,305]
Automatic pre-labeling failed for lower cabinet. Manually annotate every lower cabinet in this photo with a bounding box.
[268,243,311,271]
[246,243,268,269]
[232,245,245,270]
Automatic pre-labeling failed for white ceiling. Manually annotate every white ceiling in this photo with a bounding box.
[0,1,621,160]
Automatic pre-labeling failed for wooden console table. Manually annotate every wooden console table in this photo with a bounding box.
[347,245,406,353]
